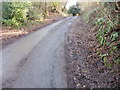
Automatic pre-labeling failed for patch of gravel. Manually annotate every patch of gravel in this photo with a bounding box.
[64,16,120,88]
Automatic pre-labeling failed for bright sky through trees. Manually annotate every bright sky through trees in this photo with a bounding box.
[66,0,77,9]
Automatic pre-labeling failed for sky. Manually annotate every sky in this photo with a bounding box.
[66,0,77,9]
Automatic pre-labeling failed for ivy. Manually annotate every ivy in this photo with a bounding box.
[83,2,120,67]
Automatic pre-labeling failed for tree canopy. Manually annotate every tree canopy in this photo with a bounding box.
[68,3,80,16]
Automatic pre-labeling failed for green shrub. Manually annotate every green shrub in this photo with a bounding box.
[2,2,31,28]
[82,2,120,67]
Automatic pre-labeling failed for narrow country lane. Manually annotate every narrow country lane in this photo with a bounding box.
[1,16,78,88]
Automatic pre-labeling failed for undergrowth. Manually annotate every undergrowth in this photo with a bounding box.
[82,2,120,70]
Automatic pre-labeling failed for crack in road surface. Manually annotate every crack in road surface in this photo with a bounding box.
[1,16,78,88]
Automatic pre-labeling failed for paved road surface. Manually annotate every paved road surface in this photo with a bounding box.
[1,16,77,88]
